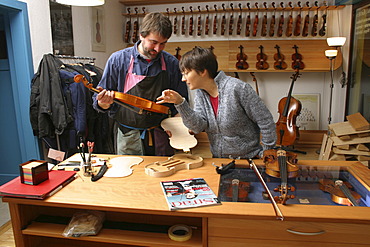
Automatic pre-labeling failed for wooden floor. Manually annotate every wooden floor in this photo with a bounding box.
[0,146,320,246]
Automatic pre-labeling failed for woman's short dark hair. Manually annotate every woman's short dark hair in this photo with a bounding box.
[140,12,172,39]
[179,46,218,79]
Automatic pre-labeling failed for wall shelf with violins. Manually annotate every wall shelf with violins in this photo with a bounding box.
[121,1,345,72]
[165,39,342,72]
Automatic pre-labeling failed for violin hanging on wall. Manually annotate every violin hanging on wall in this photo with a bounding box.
[256,45,269,70]
[213,5,218,35]
[197,6,202,36]
[132,7,139,43]
[236,3,243,35]
[274,45,287,70]
[181,7,186,35]
[319,2,327,36]
[311,1,319,36]
[205,5,210,35]
[285,2,293,37]
[277,2,284,37]
[302,1,310,37]
[173,8,178,35]
[189,6,194,36]
[293,1,302,36]
[269,2,276,37]
[245,3,251,37]
[261,2,268,36]
[124,8,131,43]
[221,4,226,35]
[229,3,234,35]
[252,3,259,37]
[292,45,305,70]
[236,45,249,70]
[175,47,181,60]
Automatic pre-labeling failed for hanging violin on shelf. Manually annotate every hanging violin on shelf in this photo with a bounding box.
[197,6,202,36]
[319,2,327,36]
[311,1,319,36]
[275,71,302,146]
[205,5,210,35]
[173,8,178,35]
[256,45,269,70]
[236,3,243,35]
[213,5,218,35]
[132,7,140,43]
[189,6,194,36]
[277,2,284,37]
[221,4,226,35]
[261,2,268,36]
[175,47,181,60]
[229,3,234,35]
[269,2,276,37]
[181,7,186,35]
[252,2,259,37]
[292,45,305,70]
[236,45,249,70]
[245,3,251,37]
[302,1,310,37]
[293,1,302,36]
[274,45,287,70]
[285,2,293,37]
[124,8,131,43]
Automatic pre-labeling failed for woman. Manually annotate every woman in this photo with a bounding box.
[157,46,276,159]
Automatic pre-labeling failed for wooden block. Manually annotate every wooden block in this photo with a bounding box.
[358,132,370,138]
[322,135,333,160]
[346,112,370,131]
[336,144,350,150]
[357,155,370,161]
[329,121,370,136]
[331,136,370,146]
[319,134,328,160]
[329,153,346,161]
[333,147,370,156]
[357,144,370,152]
[338,135,351,141]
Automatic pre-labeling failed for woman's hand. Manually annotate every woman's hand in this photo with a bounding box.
[157,89,184,105]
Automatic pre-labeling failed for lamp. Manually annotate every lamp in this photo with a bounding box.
[325,49,338,125]
[55,0,104,6]
[327,37,346,48]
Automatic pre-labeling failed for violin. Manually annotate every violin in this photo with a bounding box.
[292,45,305,70]
[221,4,226,35]
[132,7,139,43]
[302,1,310,37]
[277,2,284,37]
[285,2,293,37]
[228,3,234,35]
[189,6,194,36]
[225,179,250,202]
[274,44,287,70]
[74,74,169,115]
[256,45,269,70]
[236,3,243,35]
[145,154,203,178]
[175,47,181,60]
[197,6,202,36]
[264,149,298,204]
[269,2,276,37]
[213,5,218,35]
[319,179,361,206]
[275,71,302,146]
[245,3,251,36]
[236,45,249,70]
[124,8,131,43]
[205,5,210,35]
[293,1,302,36]
[173,8,178,35]
[181,7,186,35]
[311,1,319,36]
[319,4,327,36]
[250,72,259,96]
[252,2,259,37]
[261,2,268,36]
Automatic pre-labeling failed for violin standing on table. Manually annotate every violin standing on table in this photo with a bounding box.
[264,149,298,204]
[236,45,249,70]
[275,71,302,146]
[256,45,269,70]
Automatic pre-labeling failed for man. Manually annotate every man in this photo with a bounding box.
[93,12,188,156]
[157,46,276,159]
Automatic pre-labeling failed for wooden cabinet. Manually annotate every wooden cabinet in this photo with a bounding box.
[3,157,370,247]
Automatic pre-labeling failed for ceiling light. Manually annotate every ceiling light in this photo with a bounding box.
[327,37,346,47]
[55,0,104,6]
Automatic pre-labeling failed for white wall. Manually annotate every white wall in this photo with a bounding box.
[20,0,352,130]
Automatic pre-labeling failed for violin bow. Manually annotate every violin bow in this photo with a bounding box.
[248,159,284,220]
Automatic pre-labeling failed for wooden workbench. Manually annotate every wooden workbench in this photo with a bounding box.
[3,155,370,247]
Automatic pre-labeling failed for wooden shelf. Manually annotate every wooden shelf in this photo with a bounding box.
[165,39,342,72]
[23,222,203,247]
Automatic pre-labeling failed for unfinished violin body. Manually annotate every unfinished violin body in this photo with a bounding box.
[145,154,203,177]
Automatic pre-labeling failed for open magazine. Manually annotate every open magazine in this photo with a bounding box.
[161,178,221,210]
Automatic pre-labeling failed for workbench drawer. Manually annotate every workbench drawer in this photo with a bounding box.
[208,218,370,245]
